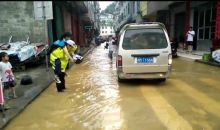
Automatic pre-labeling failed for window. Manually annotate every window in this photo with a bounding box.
[133,1,135,14]
[128,3,130,14]
[198,29,204,39]
[122,28,168,50]
[199,11,204,28]
[102,31,104,34]
[110,31,112,33]
[137,2,140,10]
[211,7,216,21]
[198,7,216,40]
[102,26,104,29]
[211,26,215,39]
[205,9,211,26]
[105,31,107,33]
[105,26,107,29]
[204,27,210,39]
[211,7,216,39]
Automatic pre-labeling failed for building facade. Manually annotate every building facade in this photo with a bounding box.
[0,1,100,48]
[140,1,220,52]
[100,13,115,37]
[0,1,46,43]
[113,1,220,52]
[114,1,141,35]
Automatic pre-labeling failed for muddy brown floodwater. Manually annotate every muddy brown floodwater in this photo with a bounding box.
[4,44,220,130]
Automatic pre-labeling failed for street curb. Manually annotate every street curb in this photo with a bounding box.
[177,56,197,61]
[0,75,54,130]
[176,52,202,61]
[0,45,95,129]
[83,44,96,57]
[195,59,220,68]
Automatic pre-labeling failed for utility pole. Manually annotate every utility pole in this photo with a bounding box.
[34,1,53,71]
[42,2,49,71]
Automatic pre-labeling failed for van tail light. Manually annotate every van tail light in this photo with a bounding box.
[168,54,172,65]
[117,55,122,67]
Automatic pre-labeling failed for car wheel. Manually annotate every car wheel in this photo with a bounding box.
[117,76,124,82]
[158,78,166,82]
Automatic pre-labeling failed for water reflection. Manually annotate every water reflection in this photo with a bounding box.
[69,45,123,130]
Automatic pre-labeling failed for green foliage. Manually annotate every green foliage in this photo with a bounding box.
[103,2,116,15]
[100,2,116,28]
[100,10,105,15]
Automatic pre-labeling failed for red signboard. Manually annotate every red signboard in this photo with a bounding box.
[215,1,220,39]
[213,1,220,49]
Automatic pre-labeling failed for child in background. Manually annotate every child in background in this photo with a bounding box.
[0,52,17,99]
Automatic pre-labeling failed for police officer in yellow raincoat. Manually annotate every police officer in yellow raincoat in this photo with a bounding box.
[49,38,74,92]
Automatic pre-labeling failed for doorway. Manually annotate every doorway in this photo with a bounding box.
[174,12,185,46]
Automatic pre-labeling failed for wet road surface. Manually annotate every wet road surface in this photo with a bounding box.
[4,44,220,130]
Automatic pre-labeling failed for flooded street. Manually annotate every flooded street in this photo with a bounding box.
[4,44,220,130]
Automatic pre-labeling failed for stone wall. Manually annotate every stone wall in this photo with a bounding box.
[0,1,45,43]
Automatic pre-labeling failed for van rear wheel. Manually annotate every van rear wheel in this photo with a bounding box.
[158,78,166,82]
[117,76,124,82]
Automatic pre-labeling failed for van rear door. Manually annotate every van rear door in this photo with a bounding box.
[120,28,171,73]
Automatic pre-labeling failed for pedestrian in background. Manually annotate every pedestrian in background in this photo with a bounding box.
[0,52,17,99]
[108,36,116,60]
[186,26,195,53]
[104,38,109,49]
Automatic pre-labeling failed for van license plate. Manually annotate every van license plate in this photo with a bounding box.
[136,57,154,63]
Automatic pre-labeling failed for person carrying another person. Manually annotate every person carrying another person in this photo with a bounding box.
[49,33,74,92]
[186,26,195,53]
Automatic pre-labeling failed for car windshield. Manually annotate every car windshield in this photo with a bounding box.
[122,28,168,50]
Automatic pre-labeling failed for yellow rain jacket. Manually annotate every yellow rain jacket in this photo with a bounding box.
[71,44,78,53]
[50,46,70,72]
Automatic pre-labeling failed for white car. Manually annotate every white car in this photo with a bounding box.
[116,22,172,82]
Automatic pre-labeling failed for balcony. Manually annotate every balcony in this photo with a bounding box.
[75,1,88,14]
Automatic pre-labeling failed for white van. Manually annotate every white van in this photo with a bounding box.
[116,22,172,82]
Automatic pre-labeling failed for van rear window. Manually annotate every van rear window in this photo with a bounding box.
[122,28,168,50]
